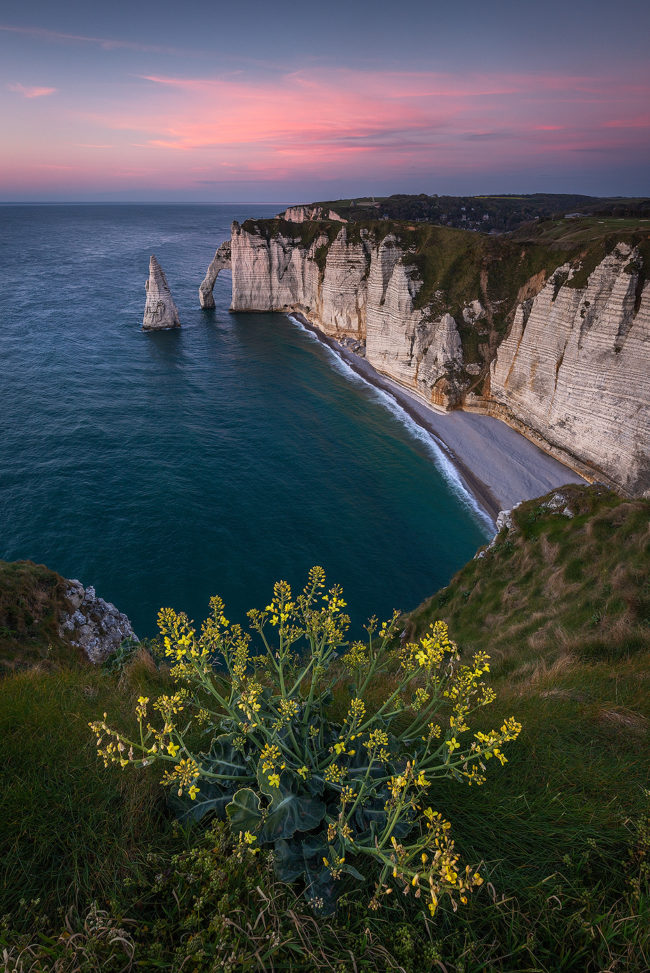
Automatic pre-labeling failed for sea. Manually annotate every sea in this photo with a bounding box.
[0,203,490,639]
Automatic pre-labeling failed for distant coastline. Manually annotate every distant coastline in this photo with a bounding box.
[288,312,586,524]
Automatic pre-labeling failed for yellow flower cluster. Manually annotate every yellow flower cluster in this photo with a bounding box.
[412,687,430,711]
[323,585,347,615]
[343,641,368,672]
[272,697,300,730]
[260,743,281,773]
[382,808,484,916]
[379,609,400,640]
[237,680,263,724]
[322,850,346,880]
[161,756,201,798]
[364,728,389,751]
[324,763,345,784]
[153,690,187,719]
[89,715,135,769]
[265,580,295,627]
[346,698,366,725]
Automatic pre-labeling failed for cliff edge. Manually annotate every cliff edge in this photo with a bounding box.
[200,215,650,497]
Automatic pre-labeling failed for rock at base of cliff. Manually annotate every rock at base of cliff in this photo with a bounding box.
[59,579,138,664]
[143,254,181,330]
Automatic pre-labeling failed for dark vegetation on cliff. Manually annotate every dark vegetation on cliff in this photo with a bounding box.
[1,487,648,970]
[308,192,650,234]
[0,560,77,673]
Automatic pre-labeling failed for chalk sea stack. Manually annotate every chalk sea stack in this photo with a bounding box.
[142,254,181,330]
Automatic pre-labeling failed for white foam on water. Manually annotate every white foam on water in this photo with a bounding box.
[287,315,494,534]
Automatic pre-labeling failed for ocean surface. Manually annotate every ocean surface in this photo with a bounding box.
[0,204,489,638]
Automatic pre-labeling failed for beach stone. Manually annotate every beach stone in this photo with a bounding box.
[58,581,138,664]
[143,255,181,330]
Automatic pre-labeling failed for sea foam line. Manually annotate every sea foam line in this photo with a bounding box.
[287,315,494,535]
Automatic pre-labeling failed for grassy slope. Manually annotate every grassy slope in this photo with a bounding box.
[0,653,174,922]
[403,485,650,968]
[1,487,648,970]
[0,560,78,674]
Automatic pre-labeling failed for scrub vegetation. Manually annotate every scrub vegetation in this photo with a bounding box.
[0,560,74,673]
[1,485,649,970]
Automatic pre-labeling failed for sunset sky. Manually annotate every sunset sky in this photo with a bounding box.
[1,0,649,201]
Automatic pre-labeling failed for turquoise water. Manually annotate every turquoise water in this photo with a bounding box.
[0,204,488,637]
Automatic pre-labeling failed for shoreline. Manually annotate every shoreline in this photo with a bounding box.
[290,313,586,524]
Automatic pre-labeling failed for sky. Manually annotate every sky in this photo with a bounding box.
[1,0,649,202]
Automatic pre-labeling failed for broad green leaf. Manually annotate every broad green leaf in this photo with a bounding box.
[261,793,326,842]
[226,787,263,835]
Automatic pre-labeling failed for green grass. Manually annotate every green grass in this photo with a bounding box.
[0,652,174,924]
[1,490,648,970]
[0,559,76,673]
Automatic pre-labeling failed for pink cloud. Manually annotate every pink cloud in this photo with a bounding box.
[2,64,648,194]
[7,82,56,98]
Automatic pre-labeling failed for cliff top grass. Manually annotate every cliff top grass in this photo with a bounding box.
[301,193,650,234]
[405,483,650,840]
[407,484,650,669]
[0,558,82,674]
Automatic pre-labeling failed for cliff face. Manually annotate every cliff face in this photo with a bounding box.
[201,220,650,496]
[489,244,650,496]
[228,221,468,409]
[279,205,347,223]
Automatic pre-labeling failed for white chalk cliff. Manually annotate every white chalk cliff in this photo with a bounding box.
[201,221,650,496]
[489,244,650,496]
[143,255,181,330]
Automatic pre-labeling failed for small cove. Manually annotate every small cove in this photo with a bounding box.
[0,203,490,636]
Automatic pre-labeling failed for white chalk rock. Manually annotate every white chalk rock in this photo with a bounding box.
[143,255,181,330]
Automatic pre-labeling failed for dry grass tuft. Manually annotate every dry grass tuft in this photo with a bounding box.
[598,707,648,735]
[513,653,579,695]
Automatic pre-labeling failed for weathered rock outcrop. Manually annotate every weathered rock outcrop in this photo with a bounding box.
[489,244,650,495]
[199,241,232,309]
[59,579,138,664]
[200,220,650,495]
[280,205,346,223]
[143,255,181,330]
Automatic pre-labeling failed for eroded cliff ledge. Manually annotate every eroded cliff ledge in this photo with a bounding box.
[201,216,650,496]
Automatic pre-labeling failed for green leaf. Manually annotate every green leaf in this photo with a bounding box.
[273,834,328,883]
[273,837,310,882]
[205,732,251,780]
[261,793,326,842]
[168,780,232,824]
[226,787,263,835]
[341,862,365,882]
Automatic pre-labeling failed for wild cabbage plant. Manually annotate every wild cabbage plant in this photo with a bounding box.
[91,567,520,916]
